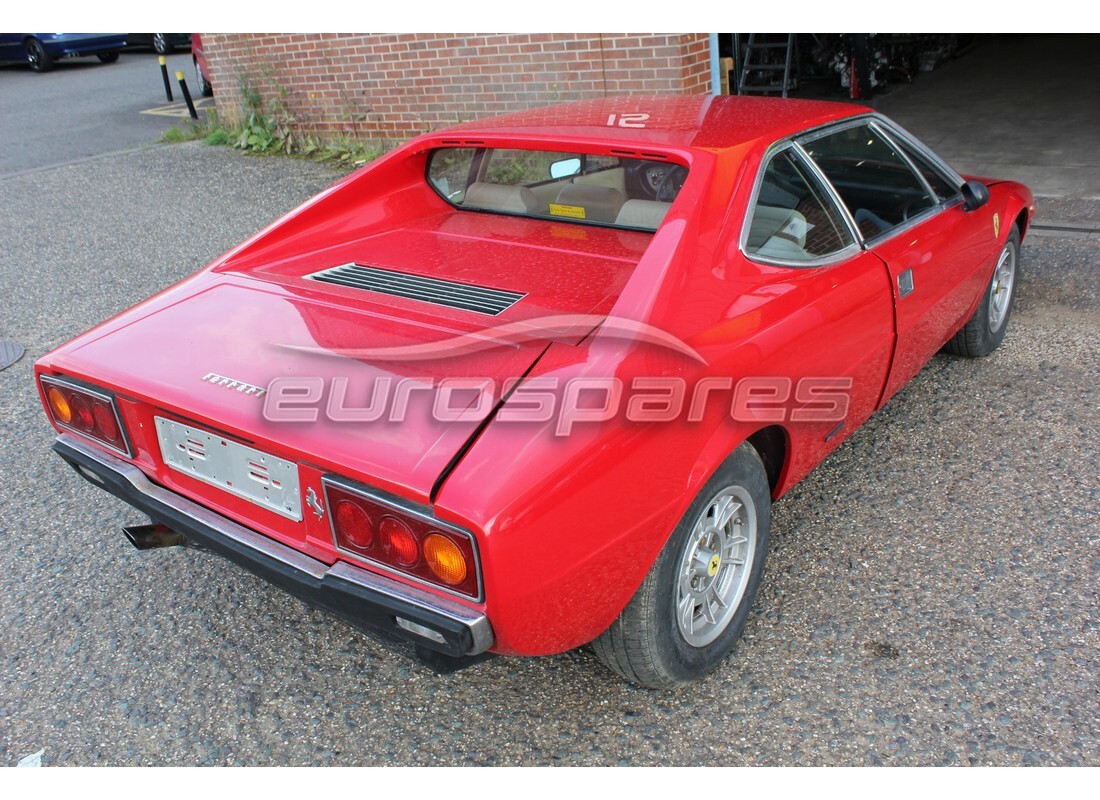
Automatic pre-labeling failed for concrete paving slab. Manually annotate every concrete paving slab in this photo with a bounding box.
[873,35,1100,204]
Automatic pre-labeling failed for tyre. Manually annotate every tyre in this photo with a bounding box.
[25,38,53,72]
[194,58,213,97]
[97,50,120,64]
[945,226,1021,357]
[592,442,772,688]
[153,34,173,55]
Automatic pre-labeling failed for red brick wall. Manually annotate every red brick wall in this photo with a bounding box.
[202,33,711,146]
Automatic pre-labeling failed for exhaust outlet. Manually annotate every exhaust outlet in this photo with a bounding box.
[123,523,189,550]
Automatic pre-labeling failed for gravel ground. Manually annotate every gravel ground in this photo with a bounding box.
[0,143,1096,766]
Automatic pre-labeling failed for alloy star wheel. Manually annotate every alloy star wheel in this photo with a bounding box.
[988,240,1017,333]
[675,486,757,647]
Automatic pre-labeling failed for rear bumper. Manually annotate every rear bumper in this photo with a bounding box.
[45,34,128,57]
[53,434,494,661]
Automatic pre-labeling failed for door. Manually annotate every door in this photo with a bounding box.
[800,121,992,404]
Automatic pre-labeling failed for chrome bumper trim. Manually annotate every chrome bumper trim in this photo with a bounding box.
[55,434,494,656]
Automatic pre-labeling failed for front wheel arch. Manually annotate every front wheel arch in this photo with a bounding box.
[1014,208,1030,240]
[945,225,1021,358]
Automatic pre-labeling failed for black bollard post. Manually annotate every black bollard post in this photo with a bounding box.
[175,70,199,120]
[159,56,173,102]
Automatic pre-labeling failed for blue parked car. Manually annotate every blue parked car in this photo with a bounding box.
[0,33,128,72]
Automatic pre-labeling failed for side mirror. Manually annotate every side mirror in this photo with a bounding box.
[961,180,990,211]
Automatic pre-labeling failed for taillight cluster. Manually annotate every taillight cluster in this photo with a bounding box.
[324,478,481,599]
[40,375,131,456]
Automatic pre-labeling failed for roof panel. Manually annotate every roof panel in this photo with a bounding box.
[441,95,867,151]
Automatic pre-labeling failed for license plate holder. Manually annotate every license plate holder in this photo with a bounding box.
[155,417,302,521]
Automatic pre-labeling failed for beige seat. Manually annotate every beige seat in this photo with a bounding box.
[746,205,814,260]
[614,199,671,230]
[553,184,626,223]
[463,182,540,215]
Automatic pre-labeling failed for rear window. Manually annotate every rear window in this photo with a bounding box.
[427,147,688,231]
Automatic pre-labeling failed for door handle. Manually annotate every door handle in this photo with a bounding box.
[897,268,915,299]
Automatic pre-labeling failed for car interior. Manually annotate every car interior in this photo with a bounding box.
[802,124,939,240]
[746,150,855,261]
[428,148,685,231]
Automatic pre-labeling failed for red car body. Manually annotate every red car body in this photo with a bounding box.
[191,34,212,96]
[35,96,1032,684]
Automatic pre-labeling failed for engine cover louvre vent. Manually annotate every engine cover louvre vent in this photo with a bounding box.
[306,263,525,316]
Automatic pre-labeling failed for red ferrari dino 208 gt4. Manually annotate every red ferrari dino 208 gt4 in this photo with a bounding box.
[36,95,1032,688]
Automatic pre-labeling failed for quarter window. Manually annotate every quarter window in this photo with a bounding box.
[802,124,935,239]
[745,150,855,262]
[894,137,960,201]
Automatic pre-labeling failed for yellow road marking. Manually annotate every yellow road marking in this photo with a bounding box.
[140,98,215,118]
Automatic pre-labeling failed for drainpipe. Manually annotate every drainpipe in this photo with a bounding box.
[709,33,721,95]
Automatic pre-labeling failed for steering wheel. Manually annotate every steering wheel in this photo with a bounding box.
[655,165,688,203]
[637,163,668,198]
[902,197,933,221]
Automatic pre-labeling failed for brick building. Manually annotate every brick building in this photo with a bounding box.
[201,34,712,147]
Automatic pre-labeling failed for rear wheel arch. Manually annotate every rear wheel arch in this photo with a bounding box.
[591,440,773,687]
[588,426,789,686]
[746,424,789,498]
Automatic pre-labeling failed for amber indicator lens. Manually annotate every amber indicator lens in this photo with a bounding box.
[47,386,72,423]
[41,377,129,456]
[323,480,481,598]
[423,533,468,585]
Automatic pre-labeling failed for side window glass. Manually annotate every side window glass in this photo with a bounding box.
[896,138,960,201]
[802,124,936,239]
[745,150,855,262]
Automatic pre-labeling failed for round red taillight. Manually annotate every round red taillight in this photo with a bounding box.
[93,404,120,442]
[69,394,94,431]
[335,500,374,550]
[379,517,419,566]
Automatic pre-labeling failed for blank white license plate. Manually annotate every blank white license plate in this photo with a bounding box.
[155,417,302,521]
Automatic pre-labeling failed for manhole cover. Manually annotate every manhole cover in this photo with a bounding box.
[0,341,26,371]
